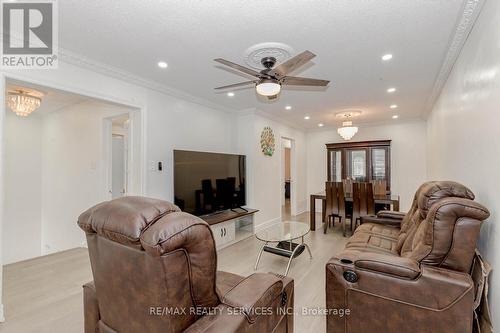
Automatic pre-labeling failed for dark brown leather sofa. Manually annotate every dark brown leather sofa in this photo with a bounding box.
[326,181,490,333]
[78,197,294,333]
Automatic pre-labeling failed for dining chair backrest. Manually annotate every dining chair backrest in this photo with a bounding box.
[371,179,387,196]
[342,179,353,195]
[202,179,214,203]
[215,178,229,208]
[325,181,346,218]
[352,182,375,223]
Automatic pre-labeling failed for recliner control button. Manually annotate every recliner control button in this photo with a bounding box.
[343,270,358,283]
[281,292,287,306]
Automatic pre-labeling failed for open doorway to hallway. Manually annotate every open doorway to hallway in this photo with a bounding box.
[281,137,293,220]
[2,78,142,265]
[108,115,130,199]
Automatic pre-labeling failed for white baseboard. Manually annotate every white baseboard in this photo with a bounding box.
[295,208,307,216]
[0,303,5,322]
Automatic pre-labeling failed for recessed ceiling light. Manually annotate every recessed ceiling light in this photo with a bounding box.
[227,92,235,97]
[392,115,399,119]
[157,61,168,69]
[390,104,398,109]
[318,123,324,127]
[304,115,310,120]
[285,105,292,110]
[387,87,396,93]
[382,54,393,61]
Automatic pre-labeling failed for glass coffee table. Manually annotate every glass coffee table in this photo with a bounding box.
[254,221,312,276]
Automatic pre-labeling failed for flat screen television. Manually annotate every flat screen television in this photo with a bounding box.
[173,150,246,216]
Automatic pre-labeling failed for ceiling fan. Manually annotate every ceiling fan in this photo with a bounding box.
[214,50,329,100]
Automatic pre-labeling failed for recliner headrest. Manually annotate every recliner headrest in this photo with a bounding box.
[417,181,474,218]
[77,196,180,247]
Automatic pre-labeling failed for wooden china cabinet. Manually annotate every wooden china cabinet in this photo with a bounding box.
[326,140,391,191]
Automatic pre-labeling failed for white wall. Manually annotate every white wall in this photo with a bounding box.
[144,89,236,201]
[306,120,427,212]
[426,0,500,324]
[40,101,134,255]
[3,112,43,264]
[235,111,307,228]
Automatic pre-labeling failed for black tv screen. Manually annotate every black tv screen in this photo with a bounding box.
[173,150,246,216]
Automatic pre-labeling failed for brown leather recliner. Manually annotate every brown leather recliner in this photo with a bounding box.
[78,197,294,333]
[326,181,490,333]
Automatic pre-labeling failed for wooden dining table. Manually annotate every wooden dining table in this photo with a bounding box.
[309,191,400,231]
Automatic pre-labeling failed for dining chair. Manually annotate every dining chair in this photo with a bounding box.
[324,182,346,234]
[371,179,387,196]
[351,182,375,233]
[342,179,353,195]
[215,178,229,209]
[201,179,215,213]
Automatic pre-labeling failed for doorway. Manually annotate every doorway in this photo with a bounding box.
[281,137,293,220]
[108,115,130,199]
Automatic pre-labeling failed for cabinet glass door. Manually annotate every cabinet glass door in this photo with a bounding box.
[371,148,387,180]
[329,150,342,182]
[346,149,367,182]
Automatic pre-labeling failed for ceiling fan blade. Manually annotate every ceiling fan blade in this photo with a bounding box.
[214,58,261,78]
[269,50,316,77]
[281,76,330,86]
[214,81,257,90]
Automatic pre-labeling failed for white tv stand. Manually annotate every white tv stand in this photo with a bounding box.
[200,208,258,250]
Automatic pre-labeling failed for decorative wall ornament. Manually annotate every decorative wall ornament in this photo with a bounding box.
[260,126,276,156]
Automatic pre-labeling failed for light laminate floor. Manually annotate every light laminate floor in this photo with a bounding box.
[1,210,347,333]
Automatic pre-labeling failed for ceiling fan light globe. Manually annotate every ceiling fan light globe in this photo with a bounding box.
[256,80,281,97]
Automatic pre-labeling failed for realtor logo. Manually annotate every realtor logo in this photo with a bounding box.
[1,0,58,68]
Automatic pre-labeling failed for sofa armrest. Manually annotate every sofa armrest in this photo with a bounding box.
[327,257,474,311]
[220,273,283,324]
[377,210,406,220]
[185,273,293,333]
[354,252,420,279]
[360,215,403,226]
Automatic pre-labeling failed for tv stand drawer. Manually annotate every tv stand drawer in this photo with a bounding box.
[211,220,235,247]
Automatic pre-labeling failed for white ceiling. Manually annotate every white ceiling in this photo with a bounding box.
[58,0,470,129]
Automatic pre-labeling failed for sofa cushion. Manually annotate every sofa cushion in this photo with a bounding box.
[345,230,399,254]
[356,223,400,238]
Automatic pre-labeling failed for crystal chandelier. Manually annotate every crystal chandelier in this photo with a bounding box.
[7,91,42,117]
[337,114,359,140]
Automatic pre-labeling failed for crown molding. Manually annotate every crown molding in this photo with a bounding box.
[255,109,306,131]
[423,0,486,117]
[58,48,235,114]
[233,107,307,131]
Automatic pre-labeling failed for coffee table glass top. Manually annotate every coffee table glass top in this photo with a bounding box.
[255,221,310,243]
